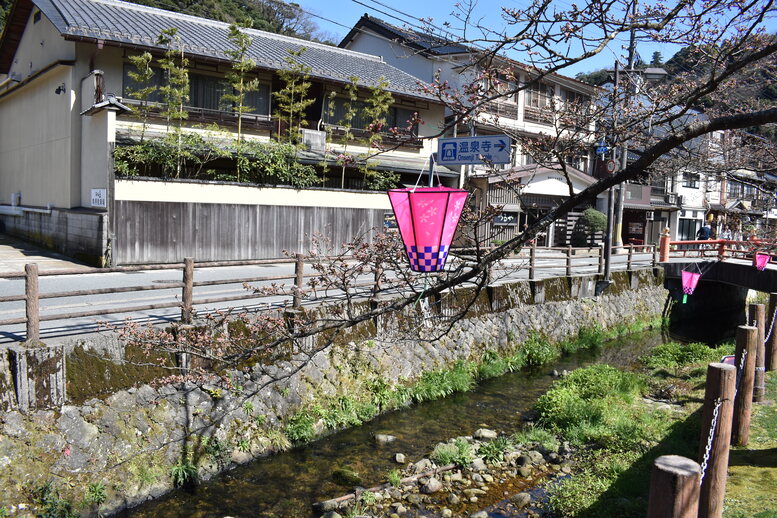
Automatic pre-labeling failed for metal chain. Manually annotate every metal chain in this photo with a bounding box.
[699,397,723,485]
[735,350,748,394]
[765,303,777,344]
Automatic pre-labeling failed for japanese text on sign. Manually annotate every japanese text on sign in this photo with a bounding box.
[437,135,512,165]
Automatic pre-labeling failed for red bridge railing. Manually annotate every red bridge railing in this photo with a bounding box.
[659,236,777,264]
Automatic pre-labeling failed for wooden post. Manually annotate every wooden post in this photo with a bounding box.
[767,292,777,371]
[647,455,701,518]
[25,263,39,342]
[293,253,304,308]
[698,363,736,518]
[181,257,194,324]
[566,246,572,276]
[627,244,633,270]
[659,234,671,262]
[732,325,757,446]
[748,303,766,402]
[652,244,658,268]
[599,243,605,275]
[717,240,727,261]
[529,241,536,281]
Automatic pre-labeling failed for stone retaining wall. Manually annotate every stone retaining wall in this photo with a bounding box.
[0,269,667,516]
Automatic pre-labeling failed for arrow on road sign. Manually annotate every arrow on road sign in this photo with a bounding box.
[495,139,508,152]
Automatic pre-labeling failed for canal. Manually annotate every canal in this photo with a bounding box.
[119,323,717,518]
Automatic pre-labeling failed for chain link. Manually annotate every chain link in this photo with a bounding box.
[735,350,748,394]
[765,303,777,344]
[699,397,722,485]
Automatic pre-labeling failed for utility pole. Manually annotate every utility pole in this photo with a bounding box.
[613,0,639,250]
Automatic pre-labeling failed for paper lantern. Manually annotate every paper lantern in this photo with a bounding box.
[754,252,770,271]
[388,187,469,272]
[681,270,700,294]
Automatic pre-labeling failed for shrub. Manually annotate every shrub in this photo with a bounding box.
[478,436,512,463]
[522,332,558,367]
[411,362,475,402]
[386,469,402,487]
[30,482,78,518]
[170,458,197,487]
[430,438,474,467]
[285,412,316,444]
[581,208,607,232]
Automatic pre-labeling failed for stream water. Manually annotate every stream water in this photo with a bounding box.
[121,325,719,518]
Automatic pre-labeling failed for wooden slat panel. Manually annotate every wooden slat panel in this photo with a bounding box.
[114,200,387,264]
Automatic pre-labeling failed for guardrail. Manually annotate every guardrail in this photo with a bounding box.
[658,236,777,264]
[0,244,658,343]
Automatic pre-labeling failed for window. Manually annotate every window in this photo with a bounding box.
[523,82,555,124]
[683,173,700,189]
[325,97,418,135]
[189,73,225,111]
[524,82,554,109]
[324,97,371,128]
[728,182,743,198]
[122,64,164,103]
[122,65,270,115]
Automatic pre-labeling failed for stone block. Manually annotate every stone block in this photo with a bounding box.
[8,342,66,412]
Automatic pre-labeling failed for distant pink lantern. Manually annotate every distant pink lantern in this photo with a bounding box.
[388,187,469,272]
[681,270,701,295]
[754,252,770,271]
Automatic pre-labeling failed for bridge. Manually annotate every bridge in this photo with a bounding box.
[659,237,777,291]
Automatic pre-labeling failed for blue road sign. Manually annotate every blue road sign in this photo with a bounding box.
[437,135,512,165]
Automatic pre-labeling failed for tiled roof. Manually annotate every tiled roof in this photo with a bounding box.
[24,0,437,100]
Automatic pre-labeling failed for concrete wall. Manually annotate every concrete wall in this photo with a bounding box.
[0,207,107,265]
[0,269,667,515]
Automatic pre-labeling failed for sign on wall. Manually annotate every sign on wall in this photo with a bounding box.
[437,135,512,165]
[91,189,107,208]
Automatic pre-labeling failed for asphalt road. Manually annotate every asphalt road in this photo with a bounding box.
[0,252,655,345]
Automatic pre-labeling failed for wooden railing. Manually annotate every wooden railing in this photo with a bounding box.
[658,236,777,264]
[1,244,658,343]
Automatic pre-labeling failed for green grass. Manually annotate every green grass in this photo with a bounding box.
[641,341,733,370]
[284,412,316,444]
[386,469,402,487]
[512,425,560,452]
[478,436,512,463]
[411,361,475,402]
[430,438,474,467]
[724,372,777,517]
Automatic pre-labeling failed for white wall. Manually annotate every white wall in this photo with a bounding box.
[344,29,437,83]
[6,12,75,81]
[115,179,392,209]
[0,65,76,207]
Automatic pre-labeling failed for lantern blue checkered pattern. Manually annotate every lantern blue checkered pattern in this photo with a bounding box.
[406,245,449,272]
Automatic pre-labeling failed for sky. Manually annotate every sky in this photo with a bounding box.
[292,0,688,77]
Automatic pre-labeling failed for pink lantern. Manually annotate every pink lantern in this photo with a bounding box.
[388,187,469,272]
[681,270,701,295]
[754,252,770,271]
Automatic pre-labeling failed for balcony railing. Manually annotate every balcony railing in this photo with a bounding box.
[487,186,522,206]
[121,99,274,130]
[523,106,554,125]
[483,101,519,120]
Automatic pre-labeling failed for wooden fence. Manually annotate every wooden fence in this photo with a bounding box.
[0,244,657,343]
[647,307,777,517]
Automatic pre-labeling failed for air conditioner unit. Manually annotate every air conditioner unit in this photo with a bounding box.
[665,193,678,204]
[645,211,654,221]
